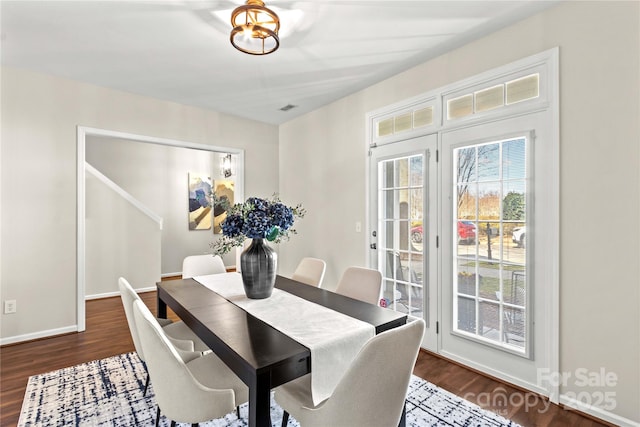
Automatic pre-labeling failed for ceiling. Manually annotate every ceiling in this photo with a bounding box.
[0,1,554,125]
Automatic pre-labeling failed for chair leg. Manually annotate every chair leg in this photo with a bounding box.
[155,407,161,427]
[170,421,176,427]
[397,401,407,427]
[281,410,290,427]
[236,406,240,418]
[141,361,150,396]
[143,373,150,396]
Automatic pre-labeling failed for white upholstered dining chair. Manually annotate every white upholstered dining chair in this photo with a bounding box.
[118,277,211,395]
[181,254,226,279]
[291,257,326,287]
[132,299,248,426]
[334,266,383,305]
[276,319,425,427]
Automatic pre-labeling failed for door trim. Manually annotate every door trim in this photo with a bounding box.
[365,48,559,402]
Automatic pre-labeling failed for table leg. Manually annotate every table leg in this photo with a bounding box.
[249,371,272,427]
[157,295,167,319]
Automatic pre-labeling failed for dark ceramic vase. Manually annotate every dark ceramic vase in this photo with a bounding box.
[240,239,277,299]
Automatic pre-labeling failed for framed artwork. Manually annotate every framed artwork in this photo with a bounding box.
[188,172,212,230]
[213,180,235,234]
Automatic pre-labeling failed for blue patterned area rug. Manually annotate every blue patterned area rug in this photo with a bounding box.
[18,353,521,426]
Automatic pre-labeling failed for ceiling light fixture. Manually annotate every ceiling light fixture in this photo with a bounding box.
[230,0,280,55]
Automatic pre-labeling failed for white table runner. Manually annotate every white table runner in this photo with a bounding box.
[194,272,375,405]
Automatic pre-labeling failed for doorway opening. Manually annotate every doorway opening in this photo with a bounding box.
[76,126,244,331]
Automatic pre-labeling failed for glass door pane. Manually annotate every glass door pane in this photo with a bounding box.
[453,136,528,353]
[378,154,425,319]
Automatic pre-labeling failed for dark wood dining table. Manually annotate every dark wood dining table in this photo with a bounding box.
[157,274,407,427]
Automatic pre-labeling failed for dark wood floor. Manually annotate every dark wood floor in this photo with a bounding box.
[1,292,611,427]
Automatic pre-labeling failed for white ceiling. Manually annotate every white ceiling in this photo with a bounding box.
[0,1,554,125]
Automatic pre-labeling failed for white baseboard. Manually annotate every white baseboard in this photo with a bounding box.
[161,271,181,278]
[85,291,121,300]
[85,286,156,300]
[0,325,78,346]
[134,286,157,293]
[559,394,640,427]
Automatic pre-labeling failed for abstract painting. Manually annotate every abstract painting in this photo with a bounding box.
[213,180,234,234]
[188,172,212,230]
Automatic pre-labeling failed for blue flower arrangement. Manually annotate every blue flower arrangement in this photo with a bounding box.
[211,195,305,255]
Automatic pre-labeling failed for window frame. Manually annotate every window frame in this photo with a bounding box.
[450,132,534,358]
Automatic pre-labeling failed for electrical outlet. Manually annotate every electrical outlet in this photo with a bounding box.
[4,299,17,314]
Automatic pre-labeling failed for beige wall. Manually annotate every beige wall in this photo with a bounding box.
[0,67,279,341]
[86,172,162,296]
[1,0,638,424]
[279,1,639,424]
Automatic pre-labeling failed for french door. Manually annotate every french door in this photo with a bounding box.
[369,134,437,350]
[370,116,553,393]
[439,112,552,394]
